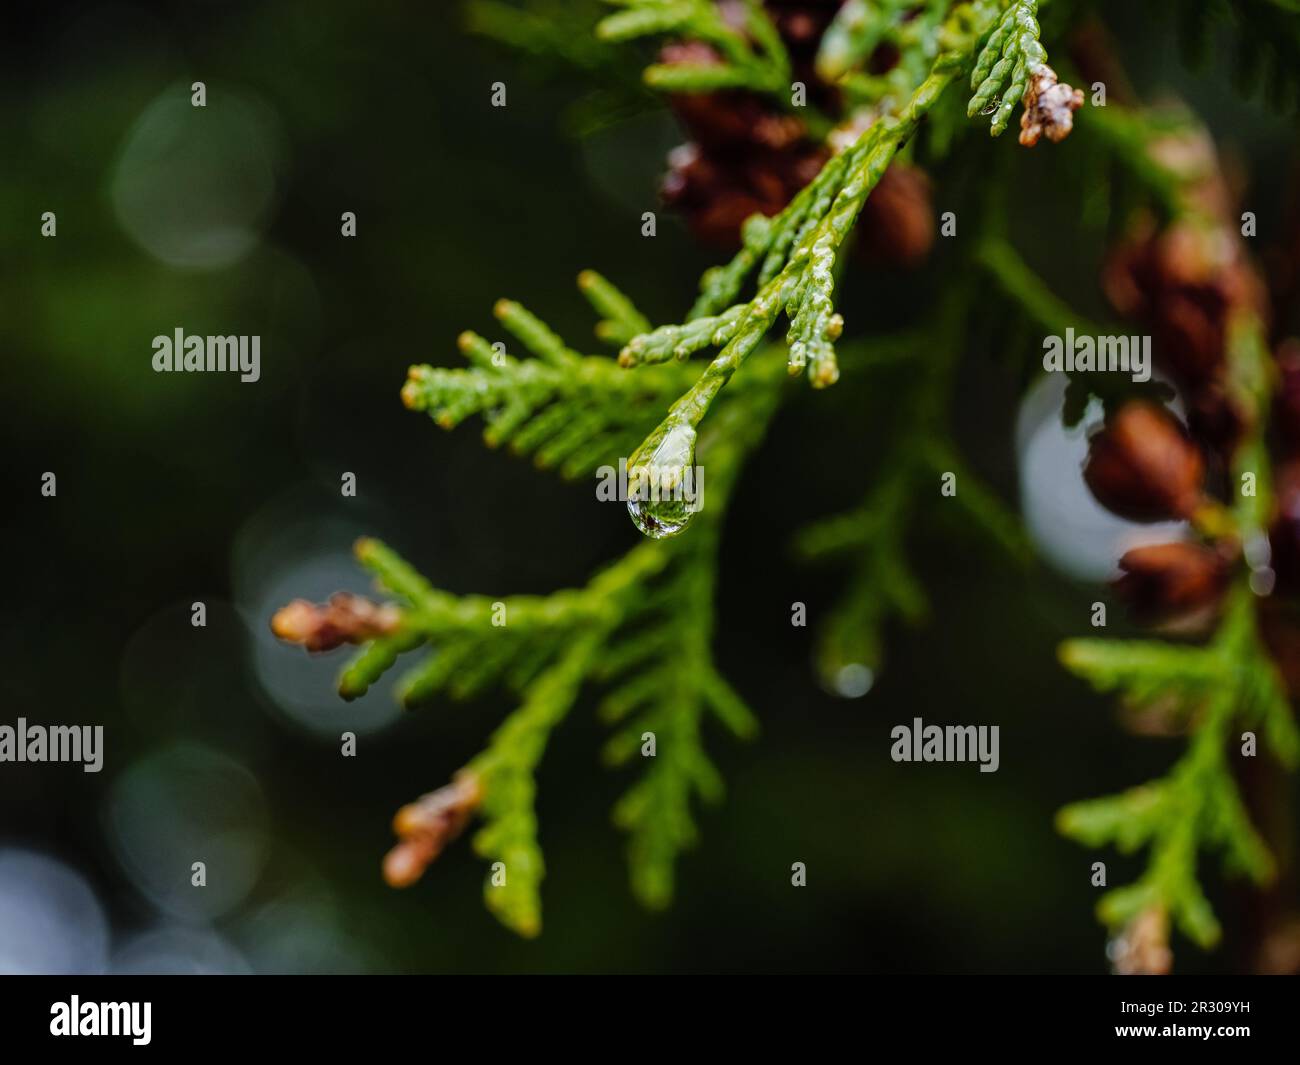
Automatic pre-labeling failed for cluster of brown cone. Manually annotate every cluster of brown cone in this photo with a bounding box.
[657,1,935,264]
[1084,128,1300,672]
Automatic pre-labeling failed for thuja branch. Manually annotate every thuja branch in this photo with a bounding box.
[1033,58,1300,964]
[399,273,697,478]
[598,0,792,98]
[818,0,948,99]
[615,39,985,547]
[966,0,1082,143]
[1058,581,1300,951]
[794,291,1029,691]
[275,287,787,933]
[613,1,1088,542]
[276,0,1093,941]
[977,235,1176,422]
[1057,306,1298,962]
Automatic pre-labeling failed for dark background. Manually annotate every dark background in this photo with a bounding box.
[1,0,1296,973]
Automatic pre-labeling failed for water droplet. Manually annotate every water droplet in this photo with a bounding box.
[832,663,874,698]
[1244,532,1271,570]
[981,97,1001,116]
[1250,567,1276,596]
[628,495,697,539]
[625,421,701,539]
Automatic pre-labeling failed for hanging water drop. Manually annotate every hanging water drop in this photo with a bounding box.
[831,663,874,698]
[625,420,702,539]
[815,619,882,698]
[981,96,1001,116]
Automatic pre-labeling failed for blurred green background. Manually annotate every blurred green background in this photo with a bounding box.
[1,0,1297,973]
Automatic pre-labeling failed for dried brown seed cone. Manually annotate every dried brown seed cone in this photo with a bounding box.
[382,772,483,889]
[1254,915,1300,975]
[1111,907,1173,976]
[661,140,826,248]
[1083,402,1205,523]
[1273,339,1300,452]
[1186,378,1249,457]
[654,21,836,249]
[270,593,402,652]
[667,86,807,154]
[855,163,934,267]
[1258,598,1300,698]
[1018,65,1084,147]
[382,837,439,890]
[1114,541,1229,621]
[764,0,845,107]
[1102,219,1265,388]
[763,0,843,54]
[658,41,806,153]
[1268,459,1300,594]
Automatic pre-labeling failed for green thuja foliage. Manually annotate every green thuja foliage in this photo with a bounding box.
[467,1,655,134]
[331,282,785,934]
[276,1,1300,954]
[1172,0,1300,108]
[976,234,1177,420]
[616,1,1009,412]
[1022,74,1298,950]
[819,0,950,109]
[794,298,1031,690]
[400,275,693,478]
[1056,313,1299,949]
[967,0,1047,135]
[598,0,792,97]
[1058,585,1300,946]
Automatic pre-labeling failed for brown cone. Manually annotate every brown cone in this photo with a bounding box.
[271,593,402,652]
[1114,541,1229,620]
[382,772,483,889]
[1268,459,1300,593]
[1102,220,1262,388]
[1273,339,1300,453]
[1083,402,1205,523]
[856,163,934,267]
